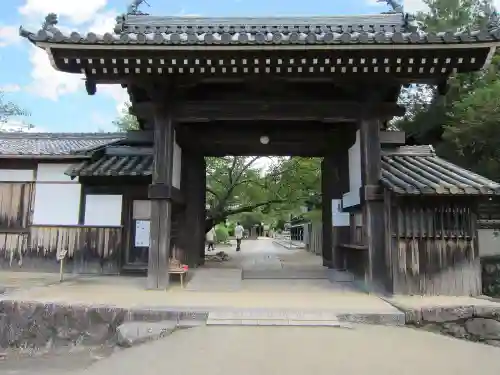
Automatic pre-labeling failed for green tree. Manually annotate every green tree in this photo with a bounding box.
[0,91,31,131]
[206,156,322,230]
[113,102,140,131]
[394,0,498,170]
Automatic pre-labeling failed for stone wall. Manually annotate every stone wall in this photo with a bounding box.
[482,256,500,297]
[0,300,207,349]
[404,305,500,347]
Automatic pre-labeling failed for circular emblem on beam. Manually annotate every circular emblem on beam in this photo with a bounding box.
[260,135,270,145]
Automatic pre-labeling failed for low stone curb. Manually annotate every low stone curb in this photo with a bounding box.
[0,299,208,349]
[382,299,500,347]
[272,240,304,250]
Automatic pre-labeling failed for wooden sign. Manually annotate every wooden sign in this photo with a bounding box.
[57,249,68,261]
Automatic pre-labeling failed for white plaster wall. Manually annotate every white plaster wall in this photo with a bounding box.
[173,140,182,189]
[36,163,74,182]
[32,184,81,225]
[0,169,34,182]
[332,199,349,227]
[84,195,122,226]
[478,229,500,257]
[343,130,361,208]
[32,162,81,225]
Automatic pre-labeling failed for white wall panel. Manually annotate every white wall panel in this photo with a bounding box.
[172,140,182,189]
[332,199,349,227]
[0,169,34,182]
[84,195,122,226]
[478,229,500,257]
[342,191,360,208]
[33,183,81,225]
[36,163,75,182]
[348,130,362,192]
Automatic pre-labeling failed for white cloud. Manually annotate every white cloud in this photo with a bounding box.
[19,0,108,25]
[0,84,21,93]
[27,46,82,100]
[0,26,21,47]
[27,45,130,112]
[85,10,118,34]
[367,0,429,13]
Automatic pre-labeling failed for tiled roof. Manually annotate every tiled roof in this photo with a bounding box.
[68,144,500,197]
[381,145,500,195]
[0,133,124,157]
[19,14,500,46]
[66,154,153,177]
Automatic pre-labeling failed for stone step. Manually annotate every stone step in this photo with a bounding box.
[206,309,349,327]
[243,270,328,279]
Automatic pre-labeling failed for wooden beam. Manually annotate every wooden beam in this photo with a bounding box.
[124,130,153,143]
[134,100,404,122]
[380,131,405,146]
[147,103,175,290]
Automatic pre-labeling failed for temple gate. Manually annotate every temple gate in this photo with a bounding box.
[20,4,500,293]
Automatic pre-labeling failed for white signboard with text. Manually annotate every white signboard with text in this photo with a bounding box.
[135,220,150,247]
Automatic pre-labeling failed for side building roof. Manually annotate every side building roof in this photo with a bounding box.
[0,132,124,159]
[65,141,500,196]
[381,145,500,195]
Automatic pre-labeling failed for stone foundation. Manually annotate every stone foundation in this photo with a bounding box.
[0,300,207,349]
[482,256,500,297]
[404,305,500,347]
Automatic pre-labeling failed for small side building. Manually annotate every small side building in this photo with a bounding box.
[339,145,500,296]
[0,132,126,274]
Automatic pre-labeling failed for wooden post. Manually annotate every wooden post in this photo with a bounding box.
[198,157,207,265]
[359,118,389,291]
[330,148,350,269]
[321,157,334,268]
[147,103,175,290]
[179,152,206,267]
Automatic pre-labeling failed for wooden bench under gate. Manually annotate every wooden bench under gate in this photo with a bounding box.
[168,259,189,288]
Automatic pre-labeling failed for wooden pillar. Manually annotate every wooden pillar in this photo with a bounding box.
[147,104,175,290]
[179,152,206,267]
[359,118,388,291]
[321,157,334,268]
[198,157,207,265]
[331,148,350,268]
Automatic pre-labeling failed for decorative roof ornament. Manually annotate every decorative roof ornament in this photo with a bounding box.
[127,0,150,15]
[41,13,60,33]
[377,0,404,14]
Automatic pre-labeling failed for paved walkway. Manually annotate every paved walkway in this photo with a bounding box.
[73,325,500,375]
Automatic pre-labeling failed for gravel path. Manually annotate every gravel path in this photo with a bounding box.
[72,325,500,375]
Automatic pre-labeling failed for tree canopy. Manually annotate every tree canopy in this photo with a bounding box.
[0,91,31,131]
[206,156,321,229]
[394,0,500,180]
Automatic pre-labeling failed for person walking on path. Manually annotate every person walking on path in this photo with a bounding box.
[206,226,216,251]
[234,222,244,251]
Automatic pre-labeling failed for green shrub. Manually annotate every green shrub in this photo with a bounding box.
[215,225,229,244]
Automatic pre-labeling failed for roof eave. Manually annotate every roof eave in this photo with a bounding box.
[0,155,92,160]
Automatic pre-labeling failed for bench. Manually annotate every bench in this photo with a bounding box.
[168,260,189,288]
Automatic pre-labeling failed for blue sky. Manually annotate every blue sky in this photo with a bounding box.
[0,0,425,133]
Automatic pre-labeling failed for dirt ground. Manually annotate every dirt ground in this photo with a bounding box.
[0,345,118,375]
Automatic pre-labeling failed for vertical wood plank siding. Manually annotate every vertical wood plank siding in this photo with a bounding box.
[306,223,322,255]
[0,226,122,273]
[0,183,34,230]
[389,196,481,296]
